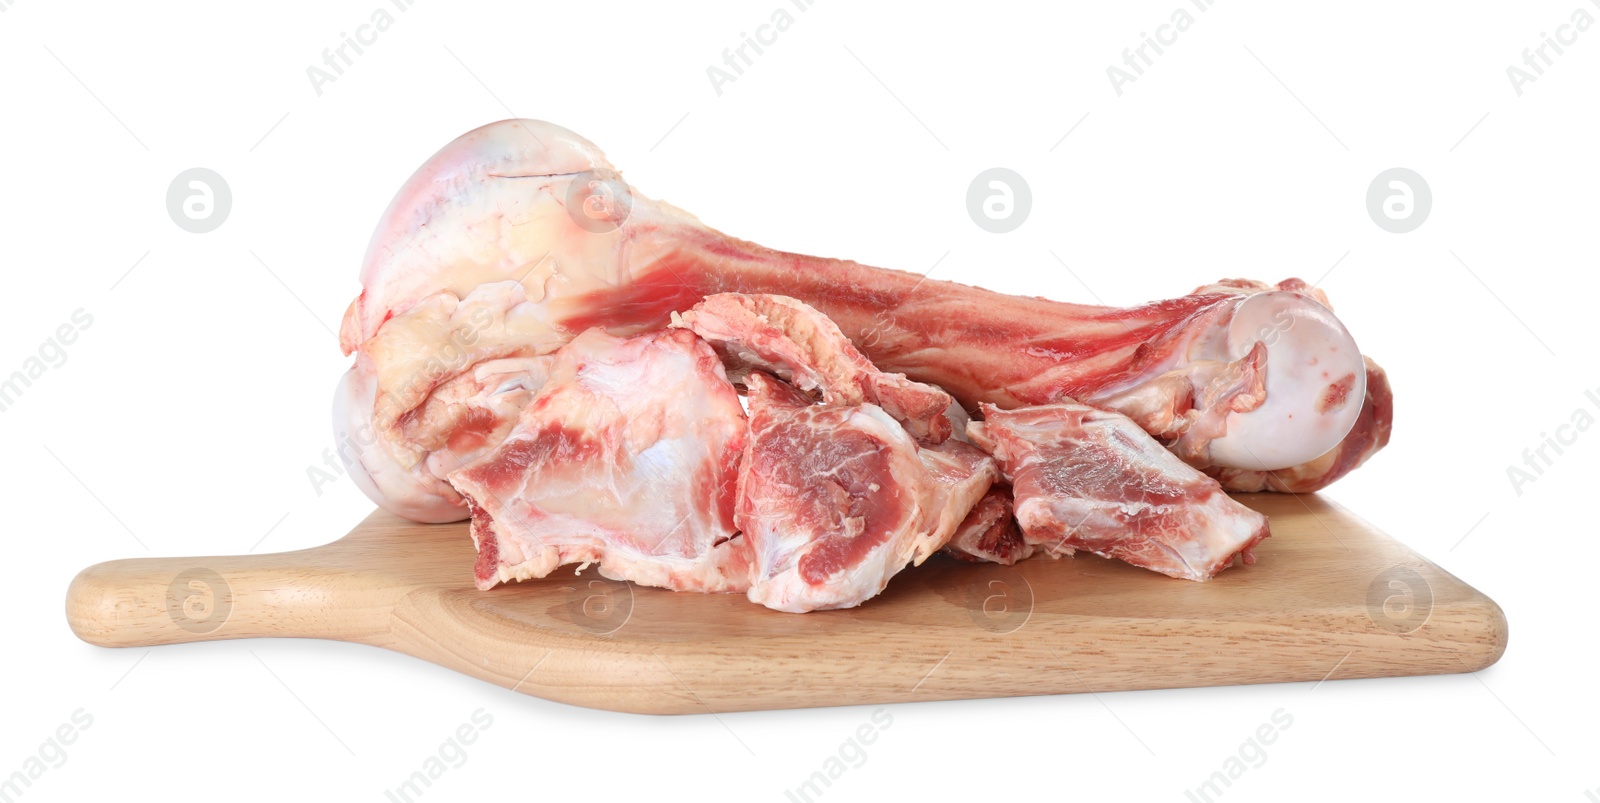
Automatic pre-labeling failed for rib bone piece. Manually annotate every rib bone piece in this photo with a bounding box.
[334,119,1385,522]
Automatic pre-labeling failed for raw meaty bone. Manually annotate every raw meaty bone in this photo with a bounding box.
[335,119,1387,523]
[737,373,999,612]
[969,402,1271,581]
[447,327,751,593]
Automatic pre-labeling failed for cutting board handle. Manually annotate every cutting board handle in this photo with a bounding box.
[65,550,382,648]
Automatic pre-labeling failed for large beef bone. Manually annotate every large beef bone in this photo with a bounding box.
[333,120,1388,523]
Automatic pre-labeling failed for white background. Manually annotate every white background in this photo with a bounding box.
[2,1,1596,800]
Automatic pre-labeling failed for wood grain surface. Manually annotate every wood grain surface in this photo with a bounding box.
[64,494,1507,714]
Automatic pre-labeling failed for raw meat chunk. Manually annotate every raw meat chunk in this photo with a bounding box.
[736,373,997,612]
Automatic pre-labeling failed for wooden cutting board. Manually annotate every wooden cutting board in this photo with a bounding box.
[65,494,1506,714]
